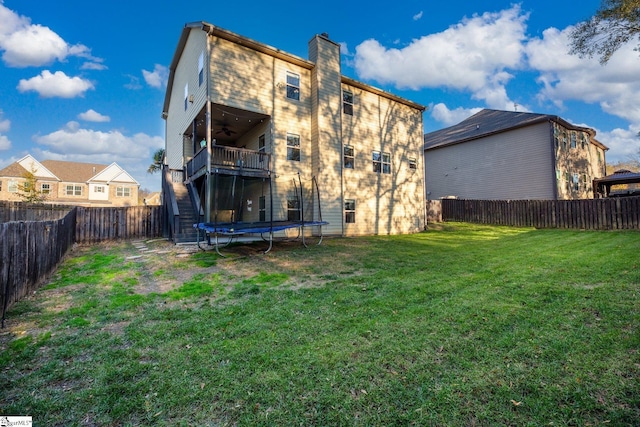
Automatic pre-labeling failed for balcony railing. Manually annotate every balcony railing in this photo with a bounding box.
[186,146,271,179]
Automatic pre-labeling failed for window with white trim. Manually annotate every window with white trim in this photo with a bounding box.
[259,196,266,221]
[198,52,204,86]
[344,145,354,169]
[66,185,82,196]
[409,157,417,170]
[343,90,353,115]
[8,180,17,193]
[345,199,356,224]
[117,186,131,197]
[184,83,189,111]
[373,151,391,174]
[94,186,105,193]
[287,196,300,221]
[572,173,580,191]
[40,183,51,194]
[570,132,577,149]
[286,71,300,100]
[287,133,301,161]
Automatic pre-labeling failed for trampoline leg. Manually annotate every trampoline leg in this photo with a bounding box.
[264,230,273,254]
[214,233,226,258]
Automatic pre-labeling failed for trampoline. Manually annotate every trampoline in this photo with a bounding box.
[195,173,328,255]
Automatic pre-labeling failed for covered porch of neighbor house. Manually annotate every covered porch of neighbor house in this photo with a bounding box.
[593,169,640,197]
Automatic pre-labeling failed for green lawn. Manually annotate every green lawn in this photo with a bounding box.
[1,223,638,426]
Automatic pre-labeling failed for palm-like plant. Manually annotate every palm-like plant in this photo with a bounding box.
[147,148,165,174]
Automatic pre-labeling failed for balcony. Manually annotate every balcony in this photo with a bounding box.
[186,145,271,180]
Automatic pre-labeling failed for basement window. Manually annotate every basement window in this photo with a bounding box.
[287,196,300,221]
[345,199,356,223]
[286,71,300,100]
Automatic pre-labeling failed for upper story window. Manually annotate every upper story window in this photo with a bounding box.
[66,185,82,196]
[343,90,354,115]
[40,183,51,194]
[117,187,131,197]
[287,133,301,161]
[198,52,204,86]
[8,180,17,193]
[184,83,189,111]
[570,132,577,149]
[258,134,266,153]
[0,180,2,192]
[286,71,300,100]
[373,151,391,174]
[580,133,587,149]
[94,186,105,193]
[344,145,354,169]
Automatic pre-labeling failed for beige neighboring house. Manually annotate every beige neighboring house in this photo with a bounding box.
[162,22,426,239]
[0,154,140,206]
[423,109,608,201]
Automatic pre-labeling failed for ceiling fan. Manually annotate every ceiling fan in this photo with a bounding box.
[215,126,236,136]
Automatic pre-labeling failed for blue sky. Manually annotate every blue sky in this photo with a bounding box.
[1,0,639,191]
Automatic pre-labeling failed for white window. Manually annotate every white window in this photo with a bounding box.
[343,90,354,115]
[198,52,204,86]
[40,183,51,194]
[345,199,356,223]
[409,157,417,170]
[570,132,577,149]
[66,185,82,196]
[94,186,105,193]
[287,196,300,221]
[117,187,131,197]
[572,173,580,191]
[259,196,266,221]
[8,180,17,193]
[184,83,189,111]
[344,145,354,169]
[373,151,391,174]
[286,71,300,100]
[287,133,301,161]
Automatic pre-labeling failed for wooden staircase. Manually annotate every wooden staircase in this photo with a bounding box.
[171,181,201,244]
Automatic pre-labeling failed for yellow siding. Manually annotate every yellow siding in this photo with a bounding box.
[166,30,208,170]
[342,86,424,235]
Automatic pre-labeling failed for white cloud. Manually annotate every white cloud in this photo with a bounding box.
[78,109,110,123]
[17,70,94,98]
[142,64,169,89]
[526,26,640,122]
[413,11,423,21]
[430,103,483,126]
[0,135,10,150]
[595,124,640,164]
[339,42,349,55]
[353,5,528,109]
[0,110,10,150]
[81,61,107,71]
[0,3,98,67]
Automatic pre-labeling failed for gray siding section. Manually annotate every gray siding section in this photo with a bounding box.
[425,122,555,200]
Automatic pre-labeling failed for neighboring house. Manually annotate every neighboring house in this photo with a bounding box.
[423,109,608,201]
[162,22,426,239]
[0,154,140,206]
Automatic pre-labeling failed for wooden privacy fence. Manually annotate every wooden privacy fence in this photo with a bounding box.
[1,208,77,326]
[75,206,163,243]
[0,201,72,223]
[438,197,640,229]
